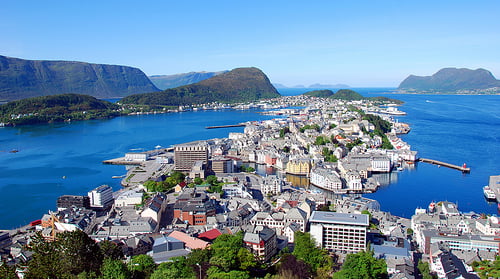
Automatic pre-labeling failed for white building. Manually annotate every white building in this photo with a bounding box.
[88,185,114,208]
[115,190,143,207]
[309,211,369,253]
[310,167,343,191]
[261,175,283,196]
[346,171,362,191]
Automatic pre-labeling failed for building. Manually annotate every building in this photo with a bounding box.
[260,175,284,196]
[309,211,369,253]
[243,226,277,262]
[211,157,233,174]
[88,185,114,208]
[173,190,216,226]
[285,158,311,175]
[56,195,90,210]
[114,190,143,207]
[310,167,343,191]
[174,143,208,172]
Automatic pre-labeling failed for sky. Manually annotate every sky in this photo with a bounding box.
[2,0,499,87]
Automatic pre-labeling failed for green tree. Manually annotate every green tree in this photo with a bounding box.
[25,230,103,279]
[277,254,311,279]
[333,250,388,279]
[151,257,195,279]
[292,232,332,274]
[209,233,244,272]
[207,267,250,279]
[194,177,203,185]
[417,260,437,279]
[129,254,156,279]
[0,261,18,279]
[101,258,130,279]
[99,240,124,260]
[206,175,219,186]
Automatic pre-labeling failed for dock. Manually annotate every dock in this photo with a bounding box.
[102,157,143,165]
[417,158,470,173]
[205,124,246,129]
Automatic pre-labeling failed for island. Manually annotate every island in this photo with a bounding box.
[398,67,500,94]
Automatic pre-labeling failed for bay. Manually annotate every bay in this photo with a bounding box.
[1,88,498,229]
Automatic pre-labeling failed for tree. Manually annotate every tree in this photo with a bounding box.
[25,230,103,279]
[194,177,203,185]
[277,254,311,279]
[417,260,437,279]
[333,250,387,279]
[129,254,156,279]
[99,240,124,260]
[206,175,219,186]
[151,257,195,279]
[292,232,332,273]
[0,261,18,279]
[101,258,130,279]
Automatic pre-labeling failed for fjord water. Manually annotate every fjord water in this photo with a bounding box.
[0,89,499,229]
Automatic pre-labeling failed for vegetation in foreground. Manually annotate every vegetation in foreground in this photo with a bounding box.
[12,230,388,279]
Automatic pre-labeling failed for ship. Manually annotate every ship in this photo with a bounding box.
[483,186,497,201]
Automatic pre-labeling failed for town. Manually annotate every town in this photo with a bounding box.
[1,95,498,278]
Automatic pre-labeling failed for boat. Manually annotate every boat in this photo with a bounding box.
[483,186,497,201]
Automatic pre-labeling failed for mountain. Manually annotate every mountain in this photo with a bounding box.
[398,68,500,93]
[120,67,280,106]
[272,83,288,89]
[308,83,350,89]
[331,89,364,100]
[0,55,159,102]
[0,93,121,125]
[149,71,228,90]
[303,89,334,98]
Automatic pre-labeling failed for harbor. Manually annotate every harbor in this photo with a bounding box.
[205,123,246,129]
[417,158,470,173]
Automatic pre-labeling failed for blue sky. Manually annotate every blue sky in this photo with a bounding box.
[2,0,499,87]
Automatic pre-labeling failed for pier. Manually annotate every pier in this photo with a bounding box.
[417,158,470,173]
[205,123,246,129]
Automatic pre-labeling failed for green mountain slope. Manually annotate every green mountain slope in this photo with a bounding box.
[0,55,159,101]
[398,68,500,92]
[303,89,403,104]
[149,71,228,90]
[0,94,121,125]
[121,67,280,106]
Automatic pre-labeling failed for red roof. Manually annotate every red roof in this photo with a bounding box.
[198,229,222,241]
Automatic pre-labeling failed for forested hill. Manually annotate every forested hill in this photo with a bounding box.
[149,71,228,90]
[398,67,500,93]
[303,89,403,104]
[0,94,121,125]
[120,67,281,106]
[0,55,159,102]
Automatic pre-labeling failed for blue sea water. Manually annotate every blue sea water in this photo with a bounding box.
[0,89,498,228]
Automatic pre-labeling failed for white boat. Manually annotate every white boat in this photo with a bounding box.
[483,186,497,201]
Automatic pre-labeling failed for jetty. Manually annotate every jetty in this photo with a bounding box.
[205,124,245,129]
[418,158,470,173]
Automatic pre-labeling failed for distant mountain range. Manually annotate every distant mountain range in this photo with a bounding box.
[121,67,280,106]
[273,83,350,89]
[0,55,159,102]
[398,68,500,93]
[149,71,228,90]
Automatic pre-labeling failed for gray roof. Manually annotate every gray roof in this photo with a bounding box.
[309,211,369,226]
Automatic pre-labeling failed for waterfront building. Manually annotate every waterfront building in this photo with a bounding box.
[56,195,90,210]
[125,152,149,162]
[243,226,277,262]
[310,167,343,191]
[88,185,114,208]
[174,142,208,172]
[309,211,369,253]
[345,171,362,191]
[285,158,312,175]
[475,216,500,235]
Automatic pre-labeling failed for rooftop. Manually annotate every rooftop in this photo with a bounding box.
[309,211,369,226]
